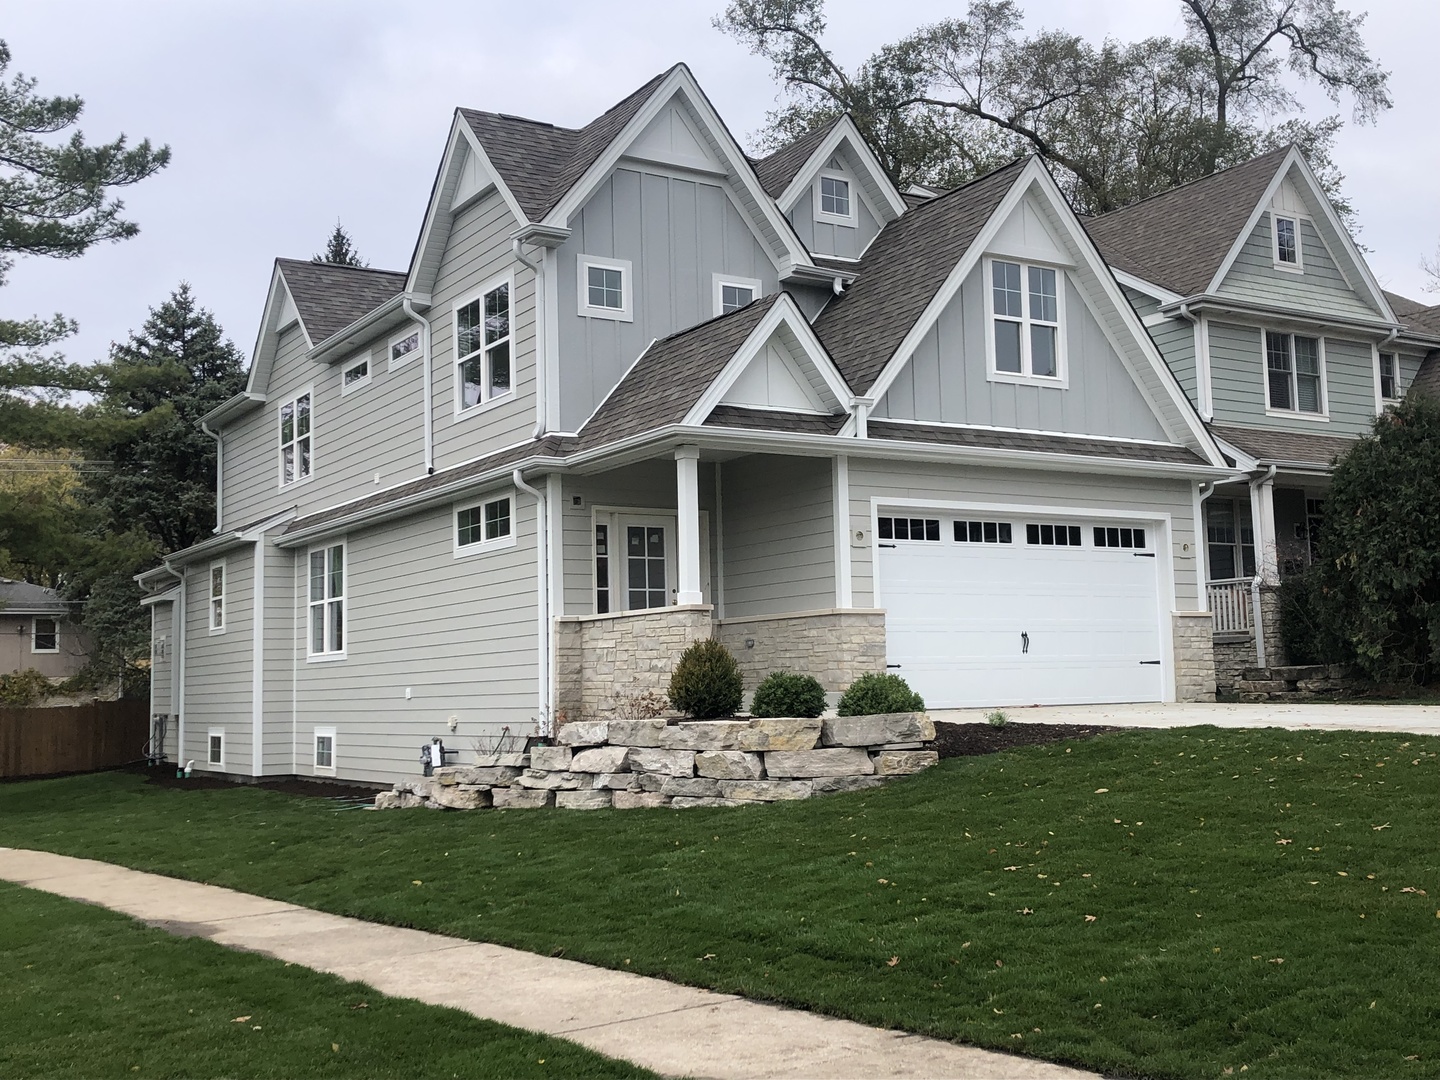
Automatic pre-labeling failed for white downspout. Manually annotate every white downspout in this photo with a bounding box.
[1248,464,1277,668]
[402,297,434,474]
[511,238,546,438]
[174,566,187,770]
[512,468,551,736]
[1195,481,1216,611]
[201,420,223,532]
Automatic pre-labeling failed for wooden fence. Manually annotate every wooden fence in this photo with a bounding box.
[0,699,151,779]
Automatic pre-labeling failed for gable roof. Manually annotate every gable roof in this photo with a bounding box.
[1386,290,1440,337]
[750,118,843,199]
[813,160,1026,393]
[1084,148,1289,297]
[0,578,74,616]
[1412,354,1440,400]
[275,260,406,343]
[460,70,671,223]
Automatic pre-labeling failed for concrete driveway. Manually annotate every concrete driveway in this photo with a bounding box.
[930,701,1440,736]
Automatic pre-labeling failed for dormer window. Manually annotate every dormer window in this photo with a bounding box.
[1273,214,1301,269]
[577,256,633,321]
[814,171,856,226]
[986,259,1065,384]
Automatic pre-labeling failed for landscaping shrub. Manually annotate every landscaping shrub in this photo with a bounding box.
[668,639,743,719]
[750,671,826,718]
[837,672,924,716]
[0,669,55,707]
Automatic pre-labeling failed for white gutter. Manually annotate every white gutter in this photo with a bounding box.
[200,418,223,533]
[402,296,434,474]
[512,468,552,737]
[511,237,547,438]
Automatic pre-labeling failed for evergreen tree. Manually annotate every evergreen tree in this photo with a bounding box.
[312,221,367,267]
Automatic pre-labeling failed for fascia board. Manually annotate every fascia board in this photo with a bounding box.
[1166,294,1400,336]
[775,117,908,221]
[199,391,266,429]
[1112,268,1184,305]
[1210,434,1260,472]
[139,588,180,607]
[244,268,307,397]
[162,531,253,567]
[307,293,418,364]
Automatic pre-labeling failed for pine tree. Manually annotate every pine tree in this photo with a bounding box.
[312,221,367,267]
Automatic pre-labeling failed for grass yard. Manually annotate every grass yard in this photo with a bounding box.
[0,883,651,1079]
[2,725,1437,1079]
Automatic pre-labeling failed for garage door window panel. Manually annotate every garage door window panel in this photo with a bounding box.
[878,516,940,542]
[954,520,1012,544]
[1026,523,1083,547]
[1094,526,1146,549]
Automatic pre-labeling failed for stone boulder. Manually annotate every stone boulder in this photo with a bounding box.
[556,721,609,747]
[516,769,588,790]
[444,765,522,786]
[556,789,614,810]
[871,750,940,775]
[811,775,889,794]
[396,792,424,808]
[569,745,631,773]
[431,785,492,810]
[736,718,822,752]
[613,791,670,809]
[660,776,722,798]
[605,719,668,747]
[694,750,765,780]
[628,748,696,777]
[593,771,640,791]
[717,779,813,801]
[373,791,401,810]
[493,787,554,809]
[671,796,753,808]
[821,712,935,747]
[660,721,749,751]
[530,745,573,771]
[764,748,874,777]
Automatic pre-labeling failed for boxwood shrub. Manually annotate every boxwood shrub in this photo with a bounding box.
[750,671,826,718]
[668,639,744,719]
[837,672,924,716]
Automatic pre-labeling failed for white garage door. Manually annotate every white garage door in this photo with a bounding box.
[878,512,1165,708]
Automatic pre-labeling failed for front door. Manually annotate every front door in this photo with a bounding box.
[619,517,673,611]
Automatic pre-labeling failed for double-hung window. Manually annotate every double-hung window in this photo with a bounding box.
[208,561,225,633]
[578,256,633,321]
[456,280,511,410]
[31,618,58,653]
[278,392,313,485]
[1378,352,1401,402]
[308,543,345,658]
[1273,214,1302,269]
[1206,499,1255,580]
[1265,331,1324,415]
[455,493,515,557]
[989,259,1063,382]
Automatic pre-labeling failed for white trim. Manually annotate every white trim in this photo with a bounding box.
[276,386,315,490]
[814,170,858,227]
[453,489,518,558]
[865,414,1187,449]
[833,455,852,607]
[251,536,265,777]
[29,616,59,654]
[207,726,225,770]
[712,274,763,317]
[1111,269,1184,306]
[774,115,908,221]
[453,271,517,416]
[245,268,312,398]
[577,255,633,322]
[1260,327,1330,422]
[1270,211,1304,273]
[713,463,725,619]
[340,350,372,396]
[388,326,421,371]
[313,725,337,776]
[1375,345,1403,409]
[207,559,226,635]
[982,255,1069,387]
[305,539,348,662]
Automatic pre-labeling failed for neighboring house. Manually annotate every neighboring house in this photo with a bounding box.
[1086,148,1440,685]
[146,62,1334,787]
[0,578,88,680]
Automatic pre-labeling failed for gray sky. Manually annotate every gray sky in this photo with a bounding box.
[6,0,1437,368]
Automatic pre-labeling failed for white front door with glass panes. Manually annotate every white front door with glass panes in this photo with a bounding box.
[592,509,709,614]
[1205,499,1255,580]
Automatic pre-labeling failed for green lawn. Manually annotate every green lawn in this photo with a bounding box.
[0,883,651,1079]
[2,726,1437,1079]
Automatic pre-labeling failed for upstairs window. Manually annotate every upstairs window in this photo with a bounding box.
[308,543,345,658]
[578,256,633,321]
[31,618,58,653]
[456,279,511,410]
[455,493,515,556]
[1378,352,1401,401]
[278,392,312,485]
[714,275,762,317]
[389,328,420,370]
[209,561,225,633]
[818,174,852,220]
[989,259,1063,382]
[1266,331,1324,414]
[1273,214,1302,268]
[341,353,370,395]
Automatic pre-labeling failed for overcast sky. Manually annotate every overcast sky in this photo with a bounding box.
[6,0,1437,368]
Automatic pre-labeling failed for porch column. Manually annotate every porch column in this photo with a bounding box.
[1249,470,1279,584]
[675,445,703,605]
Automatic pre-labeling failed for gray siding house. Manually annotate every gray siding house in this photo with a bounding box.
[139,64,1433,785]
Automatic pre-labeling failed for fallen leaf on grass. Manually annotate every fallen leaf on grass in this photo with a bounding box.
[1084,915,1098,923]
[1269,957,1285,964]
[332,1044,339,1053]
[886,956,900,967]
[993,1007,1004,1014]
[349,1002,368,1010]
[1401,887,1428,896]
[412,880,423,886]
[231,1016,251,1024]
[698,953,716,961]
[1276,838,1293,845]
[1373,822,1392,830]
[1094,788,1109,793]
[1017,908,1034,915]
[1003,865,1020,871]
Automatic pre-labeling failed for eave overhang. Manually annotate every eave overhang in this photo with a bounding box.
[308,292,433,365]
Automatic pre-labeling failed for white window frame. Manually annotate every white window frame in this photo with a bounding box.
[983,257,1069,387]
[1271,212,1303,272]
[340,351,372,396]
[207,727,225,770]
[313,726,337,775]
[277,387,315,488]
[208,560,226,635]
[1376,349,1403,404]
[814,170,858,227]
[1262,329,1329,421]
[453,490,517,558]
[30,617,59,654]
[453,273,515,415]
[306,540,347,662]
[577,255,633,322]
[388,326,421,371]
[712,274,763,317]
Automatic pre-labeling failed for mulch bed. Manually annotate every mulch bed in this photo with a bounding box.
[931,721,1123,758]
[128,764,385,800]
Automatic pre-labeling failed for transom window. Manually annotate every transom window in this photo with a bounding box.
[819,175,850,218]
[578,256,632,320]
[990,260,1062,381]
[341,354,370,395]
[31,618,58,653]
[209,562,225,632]
[456,281,511,410]
[1378,352,1400,401]
[456,494,513,555]
[308,543,345,658]
[1026,523,1082,547]
[1273,214,1301,267]
[878,516,940,542]
[954,520,1013,544]
[1266,331,1323,414]
[278,391,312,485]
[389,329,420,369]
[1094,526,1146,549]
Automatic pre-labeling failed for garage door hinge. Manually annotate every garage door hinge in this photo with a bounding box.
[886,663,902,669]
[1139,660,1162,665]
[1133,552,1156,558]
[878,542,897,548]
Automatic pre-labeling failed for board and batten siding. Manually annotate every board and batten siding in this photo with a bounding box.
[1208,320,1378,436]
[845,459,1201,611]
[874,267,1171,442]
[1215,215,1380,323]
[556,168,782,433]
[183,546,254,774]
[785,157,880,260]
[720,454,835,618]
[285,497,540,786]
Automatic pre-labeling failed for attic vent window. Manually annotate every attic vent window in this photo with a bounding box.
[1273,214,1301,268]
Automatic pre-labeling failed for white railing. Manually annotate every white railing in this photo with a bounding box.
[1207,578,1254,634]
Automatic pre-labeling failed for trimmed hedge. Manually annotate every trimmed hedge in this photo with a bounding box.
[750,671,826,719]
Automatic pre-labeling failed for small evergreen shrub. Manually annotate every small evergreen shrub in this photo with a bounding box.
[986,709,1009,728]
[668,639,743,719]
[837,672,924,717]
[750,671,826,718]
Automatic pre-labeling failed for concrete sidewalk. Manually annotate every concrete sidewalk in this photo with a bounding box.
[1,847,1090,1080]
[931,701,1440,735]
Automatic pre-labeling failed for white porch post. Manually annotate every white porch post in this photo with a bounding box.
[675,445,703,605]
[1249,470,1279,584]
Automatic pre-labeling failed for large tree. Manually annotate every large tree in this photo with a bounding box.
[716,0,1389,215]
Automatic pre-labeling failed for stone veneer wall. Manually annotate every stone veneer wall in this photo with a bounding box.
[1212,637,1257,691]
[1171,611,1217,702]
[1257,585,1288,668]
[555,605,714,722]
[714,609,886,698]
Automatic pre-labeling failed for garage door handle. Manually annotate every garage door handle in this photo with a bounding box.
[1139,660,1162,665]
[1021,632,1030,654]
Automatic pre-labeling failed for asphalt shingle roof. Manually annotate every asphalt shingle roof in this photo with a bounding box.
[1409,354,1440,400]
[813,160,1025,393]
[276,260,406,344]
[704,405,846,435]
[1386,290,1440,337]
[868,422,1208,466]
[750,119,842,199]
[0,578,72,615]
[1209,424,1357,469]
[1084,148,1289,297]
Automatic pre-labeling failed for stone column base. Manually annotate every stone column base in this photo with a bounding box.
[1172,611,1217,702]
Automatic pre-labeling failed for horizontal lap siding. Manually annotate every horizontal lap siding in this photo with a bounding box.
[1151,318,1197,405]
[184,547,254,774]
[287,501,540,786]
[1216,217,1378,322]
[722,455,835,617]
[262,540,296,775]
[846,459,1199,610]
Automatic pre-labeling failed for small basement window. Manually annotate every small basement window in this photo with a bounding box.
[314,727,336,774]
[1026,523,1083,547]
[878,516,940,541]
[953,520,1013,544]
[208,728,225,768]
[32,617,59,653]
[1093,526,1147,549]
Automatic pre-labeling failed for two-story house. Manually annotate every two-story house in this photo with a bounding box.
[139,64,1287,786]
[1086,148,1440,685]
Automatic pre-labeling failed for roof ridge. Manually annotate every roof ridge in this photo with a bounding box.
[1088,145,1291,223]
[278,258,406,278]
